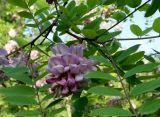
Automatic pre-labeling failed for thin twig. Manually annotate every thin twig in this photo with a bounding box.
[36,89,45,117]
[107,35,160,42]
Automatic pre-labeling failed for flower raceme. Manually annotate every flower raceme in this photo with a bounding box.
[45,44,98,96]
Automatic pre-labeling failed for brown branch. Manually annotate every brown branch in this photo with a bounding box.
[66,31,83,43]
[107,35,160,42]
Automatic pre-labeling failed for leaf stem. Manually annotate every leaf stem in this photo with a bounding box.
[35,89,45,117]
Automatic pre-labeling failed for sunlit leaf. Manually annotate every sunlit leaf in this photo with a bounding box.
[85,71,117,81]
[139,99,160,115]
[18,11,33,19]
[88,86,122,96]
[89,55,111,66]
[0,85,35,97]
[5,96,37,105]
[130,24,143,36]
[28,0,37,6]
[124,63,159,78]
[130,78,160,96]
[7,0,28,8]
[2,67,33,85]
[153,17,160,33]
[82,29,97,39]
[117,44,140,62]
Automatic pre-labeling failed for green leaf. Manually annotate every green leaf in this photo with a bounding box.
[139,99,160,115]
[67,1,76,10]
[46,98,63,109]
[117,44,140,62]
[84,17,102,30]
[36,0,48,8]
[139,4,150,11]
[141,27,152,36]
[85,71,117,81]
[127,0,141,8]
[145,0,160,17]
[104,0,116,5]
[39,84,51,92]
[53,31,62,43]
[111,11,126,21]
[5,96,37,105]
[0,85,35,97]
[28,0,37,6]
[34,7,49,16]
[88,86,122,96]
[89,55,111,66]
[16,110,40,117]
[72,97,88,117]
[87,0,99,8]
[122,51,144,65]
[130,78,160,96]
[76,3,88,16]
[116,0,126,7]
[144,55,156,63]
[7,0,28,8]
[153,17,160,33]
[130,24,143,36]
[90,107,133,116]
[82,29,97,39]
[46,107,65,117]
[97,31,121,42]
[2,67,33,85]
[42,94,53,101]
[124,63,159,78]
[71,26,81,34]
[18,11,33,19]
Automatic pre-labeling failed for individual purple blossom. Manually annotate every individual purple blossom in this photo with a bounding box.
[28,62,39,78]
[0,48,7,57]
[46,43,98,96]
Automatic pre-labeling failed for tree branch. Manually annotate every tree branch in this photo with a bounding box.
[107,35,160,42]
[66,31,83,42]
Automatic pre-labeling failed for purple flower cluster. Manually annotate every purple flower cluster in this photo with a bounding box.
[46,44,98,96]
